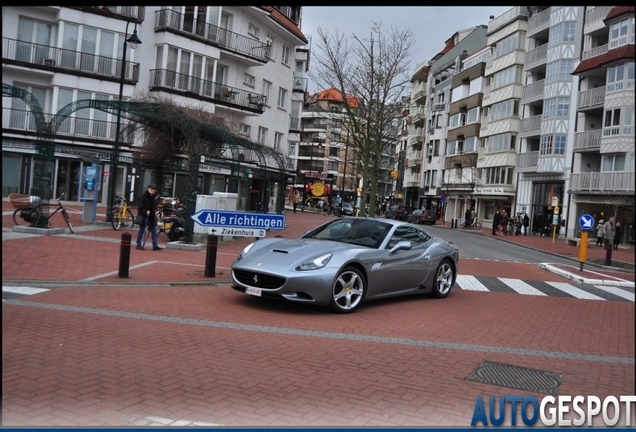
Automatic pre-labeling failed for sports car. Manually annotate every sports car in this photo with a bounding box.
[231,217,459,313]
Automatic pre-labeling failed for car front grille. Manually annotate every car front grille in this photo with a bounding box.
[233,269,286,289]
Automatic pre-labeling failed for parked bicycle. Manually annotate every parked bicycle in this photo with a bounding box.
[109,195,135,230]
[462,219,482,230]
[9,192,74,233]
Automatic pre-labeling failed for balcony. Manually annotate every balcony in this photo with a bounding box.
[2,38,139,83]
[410,105,426,124]
[289,117,301,132]
[581,44,608,61]
[293,75,308,92]
[149,69,266,113]
[524,44,547,71]
[569,172,635,193]
[585,7,613,32]
[3,107,134,145]
[519,115,542,138]
[432,102,447,112]
[154,9,268,64]
[73,6,145,22]
[577,86,605,111]
[488,6,530,35]
[527,7,551,36]
[573,130,602,152]
[516,151,538,172]
[408,134,424,146]
[522,79,544,104]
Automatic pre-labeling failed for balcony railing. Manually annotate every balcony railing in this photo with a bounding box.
[2,37,139,83]
[154,8,268,63]
[149,69,266,113]
[574,130,602,151]
[524,44,547,68]
[581,44,608,61]
[289,117,301,132]
[585,7,613,28]
[528,7,551,35]
[522,79,544,101]
[488,6,530,34]
[293,75,308,92]
[569,172,635,193]
[516,151,538,170]
[73,6,145,22]
[432,102,447,112]
[577,86,606,110]
[519,115,542,136]
[3,107,134,145]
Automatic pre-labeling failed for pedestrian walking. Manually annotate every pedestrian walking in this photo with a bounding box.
[522,211,529,235]
[136,183,162,251]
[292,190,300,213]
[492,210,501,236]
[515,212,522,236]
[613,220,622,250]
[470,208,476,226]
[464,209,471,229]
[596,217,605,246]
[603,216,615,248]
[501,210,509,236]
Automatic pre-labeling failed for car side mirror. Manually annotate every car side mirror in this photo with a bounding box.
[389,241,412,254]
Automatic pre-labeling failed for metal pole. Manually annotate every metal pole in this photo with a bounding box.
[108,22,131,220]
[341,128,349,198]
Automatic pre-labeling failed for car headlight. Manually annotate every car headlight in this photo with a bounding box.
[296,253,332,271]
[236,242,255,261]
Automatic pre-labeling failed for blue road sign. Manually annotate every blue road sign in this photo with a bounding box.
[191,209,285,230]
[578,214,595,231]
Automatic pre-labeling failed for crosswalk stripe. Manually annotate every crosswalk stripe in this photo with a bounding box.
[498,278,547,296]
[593,285,635,302]
[456,275,490,291]
[544,282,606,300]
[2,286,50,295]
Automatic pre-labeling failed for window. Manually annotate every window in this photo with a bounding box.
[239,123,251,136]
[603,108,621,136]
[265,33,274,59]
[484,167,514,185]
[543,97,569,119]
[332,118,343,129]
[602,154,626,172]
[247,23,259,38]
[465,136,478,153]
[262,80,271,105]
[607,62,635,92]
[467,107,480,124]
[487,133,516,153]
[492,65,523,89]
[281,44,290,65]
[546,59,574,83]
[540,135,566,155]
[549,22,576,46]
[243,72,255,87]
[274,132,283,150]
[258,126,268,144]
[449,113,461,129]
[490,99,519,121]
[610,17,632,48]
[496,32,525,57]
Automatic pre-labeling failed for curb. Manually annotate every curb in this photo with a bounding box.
[539,263,635,288]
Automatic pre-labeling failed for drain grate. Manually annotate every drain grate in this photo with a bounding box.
[466,360,563,395]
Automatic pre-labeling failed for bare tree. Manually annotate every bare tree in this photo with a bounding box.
[311,22,415,215]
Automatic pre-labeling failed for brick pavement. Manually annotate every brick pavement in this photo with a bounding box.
[2,200,635,427]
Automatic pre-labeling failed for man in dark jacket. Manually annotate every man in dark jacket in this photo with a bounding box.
[136,183,162,250]
[492,210,501,236]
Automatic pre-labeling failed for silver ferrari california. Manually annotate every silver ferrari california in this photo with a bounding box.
[231,217,459,313]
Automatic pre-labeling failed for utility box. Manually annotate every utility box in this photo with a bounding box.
[212,191,238,211]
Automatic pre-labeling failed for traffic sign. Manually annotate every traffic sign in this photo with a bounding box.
[191,209,285,230]
[206,227,266,237]
[578,214,595,231]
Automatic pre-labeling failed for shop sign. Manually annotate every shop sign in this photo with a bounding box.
[475,187,504,195]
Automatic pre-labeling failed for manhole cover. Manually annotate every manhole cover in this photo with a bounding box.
[466,361,563,395]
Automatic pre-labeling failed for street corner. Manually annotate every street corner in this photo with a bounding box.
[540,262,636,288]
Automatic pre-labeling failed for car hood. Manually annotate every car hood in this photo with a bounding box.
[236,238,361,267]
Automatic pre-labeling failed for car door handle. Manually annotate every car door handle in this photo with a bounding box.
[423,254,430,260]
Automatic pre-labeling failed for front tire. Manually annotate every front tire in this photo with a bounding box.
[111,212,121,230]
[123,209,135,229]
[473,222,482,230]
[431,259,455,298]
[329,266,366,313]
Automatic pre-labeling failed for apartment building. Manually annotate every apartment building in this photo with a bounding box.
[568,6,635,245]
[2,6,308,214]
[444,45,491,226]
[420,25,488,223]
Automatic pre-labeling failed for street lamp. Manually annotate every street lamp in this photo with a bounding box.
[108,21,141,220]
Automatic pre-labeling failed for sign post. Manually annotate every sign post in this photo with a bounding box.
[578,214,595,272]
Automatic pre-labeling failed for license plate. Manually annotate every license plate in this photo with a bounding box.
[164,222,171,231]
[246,287,262,297]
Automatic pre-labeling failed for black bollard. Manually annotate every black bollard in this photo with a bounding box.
[605,242,612,266]
[119,232,131,278]
[205,234,218,277]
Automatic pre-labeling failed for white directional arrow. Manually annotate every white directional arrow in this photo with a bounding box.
[579,214,595,230]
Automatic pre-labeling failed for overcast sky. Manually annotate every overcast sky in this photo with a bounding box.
[300,6,513,92]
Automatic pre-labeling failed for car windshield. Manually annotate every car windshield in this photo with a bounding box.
[302,218,392,248]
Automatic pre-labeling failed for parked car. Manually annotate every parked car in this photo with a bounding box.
[231,218,459,313]
[408,209,438,225]
[338,202,354,216]
[385,205,412,221]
